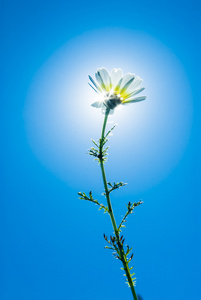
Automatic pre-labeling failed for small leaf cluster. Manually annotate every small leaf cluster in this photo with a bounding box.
[88,125,116,163]
[124,265,136,287]
[103,234,126,260]
[123,244,136,287]
[88,138,109,162]
[104,233,136,286]
[78,191,108,213]
[103,200,142,287]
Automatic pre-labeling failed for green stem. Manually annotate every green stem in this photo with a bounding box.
[99,108,138,300]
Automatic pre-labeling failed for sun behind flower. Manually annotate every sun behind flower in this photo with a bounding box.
[89,67,146,114]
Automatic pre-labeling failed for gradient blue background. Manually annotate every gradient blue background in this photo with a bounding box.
[2,1,200,300]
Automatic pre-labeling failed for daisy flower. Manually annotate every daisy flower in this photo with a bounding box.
[89,67,146,114]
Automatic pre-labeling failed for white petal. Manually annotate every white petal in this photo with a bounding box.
[122,96,147,104]
[114,77,123,93]
[88,83,99,94]
[119,75,135,95]
[110,68,123,89]
[115,73,134,93]
[126,76,143,94]
[88,75,102,93]
[123,87,145,99]
[95,68,111,92]
[91,101,103,108]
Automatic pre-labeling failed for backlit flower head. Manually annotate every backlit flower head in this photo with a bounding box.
[89,67,146,114]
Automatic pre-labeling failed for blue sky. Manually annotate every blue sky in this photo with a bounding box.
[2,1,200,300]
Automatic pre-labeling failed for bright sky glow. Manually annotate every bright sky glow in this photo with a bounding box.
[24,28,193,193]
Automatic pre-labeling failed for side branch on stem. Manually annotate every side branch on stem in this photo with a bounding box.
[118,200,143,233]
[78,191,108,213]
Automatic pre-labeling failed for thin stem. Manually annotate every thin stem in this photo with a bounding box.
[99,108,138,300]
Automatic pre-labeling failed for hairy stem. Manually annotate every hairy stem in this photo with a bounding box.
[99,108,138,300]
